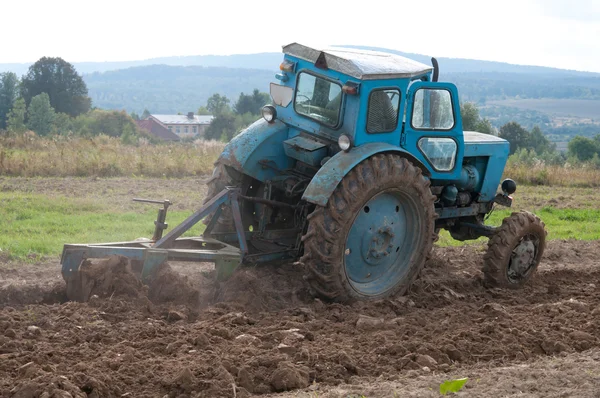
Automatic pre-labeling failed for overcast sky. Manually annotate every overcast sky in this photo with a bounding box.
[2,0,599,72]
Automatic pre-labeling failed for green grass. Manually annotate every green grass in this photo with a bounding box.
[0,192,205,260]
[2,192,600,260]
[437,207,600,247]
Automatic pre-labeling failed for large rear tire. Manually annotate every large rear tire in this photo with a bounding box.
[203,162,239,233]
[483,211,546,288]
[300,154,436,302]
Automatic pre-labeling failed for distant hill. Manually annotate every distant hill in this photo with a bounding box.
[3,46,600,77]
[84,65,275,114]
[81,63,600,115]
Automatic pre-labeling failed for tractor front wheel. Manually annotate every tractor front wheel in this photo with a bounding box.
[483,211,546,288]
[300,154,436,302]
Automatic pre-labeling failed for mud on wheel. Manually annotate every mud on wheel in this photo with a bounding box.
[300,154,436,302]
[483,211,547,288]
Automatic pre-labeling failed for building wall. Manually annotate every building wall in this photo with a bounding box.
[165,123,209,138]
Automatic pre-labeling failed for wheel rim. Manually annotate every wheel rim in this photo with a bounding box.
[344,189,422,296]
[507,234,539,283]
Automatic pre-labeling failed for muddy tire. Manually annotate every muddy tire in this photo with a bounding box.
[300,154,436,302]
[203,162,239,233]
[483,211,546,288]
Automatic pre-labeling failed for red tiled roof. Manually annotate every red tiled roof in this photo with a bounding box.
[136,119,180,141]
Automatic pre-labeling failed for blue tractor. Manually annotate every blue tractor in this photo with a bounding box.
[61,44,547,302]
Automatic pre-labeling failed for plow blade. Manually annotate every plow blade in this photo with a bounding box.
[61,237,240,301]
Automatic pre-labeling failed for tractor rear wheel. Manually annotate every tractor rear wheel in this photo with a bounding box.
[483,211,546,288]
[300,154,436,302]
[203,162,239,233]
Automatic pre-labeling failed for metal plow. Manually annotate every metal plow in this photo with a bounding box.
[61,187,249,302]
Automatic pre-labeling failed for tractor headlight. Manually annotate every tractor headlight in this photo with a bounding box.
[338,134,352,151]
[261,105,277,123]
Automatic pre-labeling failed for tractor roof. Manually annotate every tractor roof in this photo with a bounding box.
[283,43,433,81]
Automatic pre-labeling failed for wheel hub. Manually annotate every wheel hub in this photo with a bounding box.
[366,225,395,262]
[508,237,536,281]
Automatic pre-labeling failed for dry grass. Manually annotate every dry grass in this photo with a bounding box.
[504,163,600,187]
[3,133,600,187]
[0,133,224,177]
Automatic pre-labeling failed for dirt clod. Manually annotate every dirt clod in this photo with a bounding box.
[356,314,385,330]
[270,362,311,392]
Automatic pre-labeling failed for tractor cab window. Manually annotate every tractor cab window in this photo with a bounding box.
[418,137,457,171]
[294,72,342,127]
[411,88,454,130]
[367,89,400,133]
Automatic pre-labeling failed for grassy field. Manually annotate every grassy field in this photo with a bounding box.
[0,192,206,260]
[1,179,599,261]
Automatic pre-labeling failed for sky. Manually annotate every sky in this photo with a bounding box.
[1,0,599,72]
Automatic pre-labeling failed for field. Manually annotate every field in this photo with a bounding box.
[486,99,600,120]
[1,176,600,397]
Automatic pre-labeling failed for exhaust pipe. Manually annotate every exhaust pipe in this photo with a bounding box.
[431,57,439,82]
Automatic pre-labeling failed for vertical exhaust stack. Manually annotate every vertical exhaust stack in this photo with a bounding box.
[431,57,439,82]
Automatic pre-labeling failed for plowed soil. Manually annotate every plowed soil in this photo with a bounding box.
[1,240,600,397]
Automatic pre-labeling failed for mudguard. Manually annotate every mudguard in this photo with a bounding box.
[218,119,293,182]
[302,142,429,207]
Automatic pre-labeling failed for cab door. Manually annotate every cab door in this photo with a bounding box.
[402,82,464,181]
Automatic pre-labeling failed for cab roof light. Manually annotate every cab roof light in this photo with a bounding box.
[342,82,360,95]
[279,60,296,73]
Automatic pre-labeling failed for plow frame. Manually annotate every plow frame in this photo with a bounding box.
[60,187,300,285]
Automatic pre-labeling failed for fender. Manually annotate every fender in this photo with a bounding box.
[219,119,293,182]
[302,142,430,207]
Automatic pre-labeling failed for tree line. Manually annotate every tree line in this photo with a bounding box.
[0,57,145,143]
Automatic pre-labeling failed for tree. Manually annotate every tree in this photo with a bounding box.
[141,109,151,119]
[528,125,554,154]
[499,122,530,154]
[460,102,494,134]
[87,109,138,137]
[568,136,599,161]
[52,112,72,134]
[21,57,91,117]
[475,118,494,135]
[130,111,140,121]
[27,93,56,136]
[204,113,236,141]
[197,106,211,115]
[7,98,26,134]
[0,72,18,129]
[460,102,480,131]
[206,93,231,116]
[234,89,270,115]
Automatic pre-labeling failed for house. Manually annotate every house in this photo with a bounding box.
[135,119,180,141]
[147,112,214,138]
